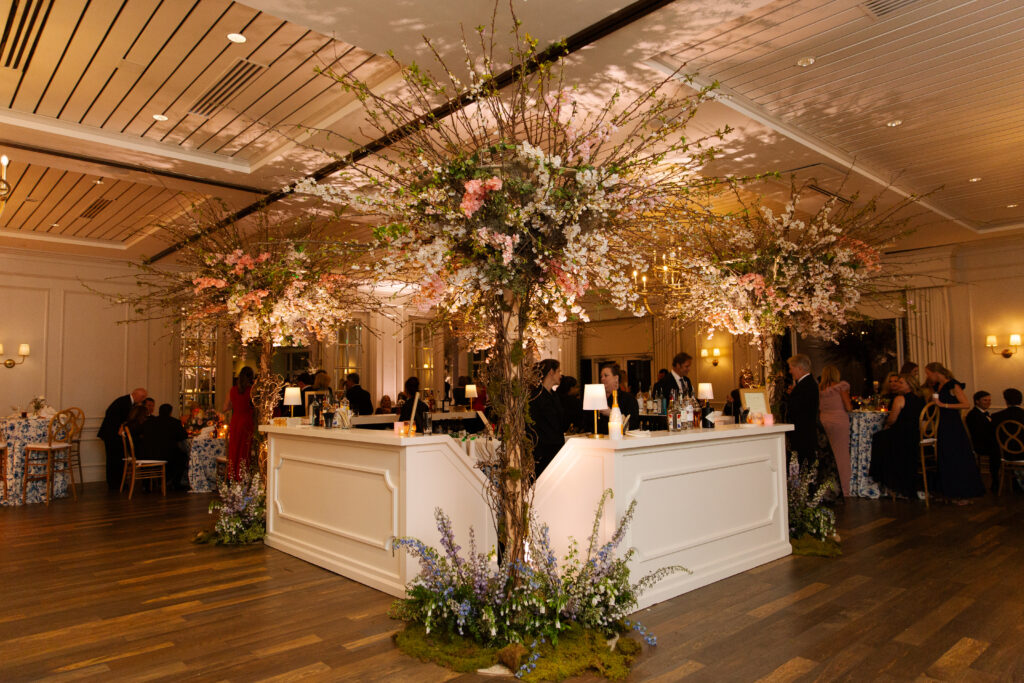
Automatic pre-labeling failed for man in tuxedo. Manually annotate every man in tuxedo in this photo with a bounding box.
[992,388,1024,492]
[655,352,693,399]
[965,390,1000,492]
[344,373,374,416]
[785,355,818,468]
[98,387,147,489]
[142,403,189,490]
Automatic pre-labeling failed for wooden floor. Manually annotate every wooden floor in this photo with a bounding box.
[1,486,1023,682]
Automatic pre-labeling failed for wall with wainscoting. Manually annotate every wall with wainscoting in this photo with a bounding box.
[0,248,176,483]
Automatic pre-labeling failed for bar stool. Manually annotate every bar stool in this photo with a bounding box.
[119,425,166,499]
[23,410,78,505]
[918,403,940,508]
[66,407,85,496]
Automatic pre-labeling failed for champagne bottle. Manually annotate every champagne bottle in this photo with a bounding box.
[609,389,623,433]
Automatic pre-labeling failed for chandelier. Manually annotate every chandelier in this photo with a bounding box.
[0,154,10,218]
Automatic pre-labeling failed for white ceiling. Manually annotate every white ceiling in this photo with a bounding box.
[0,0,1019,259]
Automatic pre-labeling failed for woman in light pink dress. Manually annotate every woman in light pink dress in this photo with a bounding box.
[819,365,853,496]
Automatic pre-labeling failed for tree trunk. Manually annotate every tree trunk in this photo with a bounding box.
[760,335,778,417]
[250,338,283,479]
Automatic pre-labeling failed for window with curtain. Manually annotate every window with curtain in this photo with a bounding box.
[412,322,434,388]
[179,324,218,413]
[334,322,363,385]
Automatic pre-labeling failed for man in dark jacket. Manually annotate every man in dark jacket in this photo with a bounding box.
[98,387,146,489]
[528,359,565,479]
[142,403,189,490]
[344,373,374,416]
[785,355,818,468]
[654,352,693,400]
[965,390,999,492]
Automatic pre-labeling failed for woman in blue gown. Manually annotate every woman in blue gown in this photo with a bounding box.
[924,362,985,503]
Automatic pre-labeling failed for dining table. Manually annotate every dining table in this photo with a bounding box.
[1,415,70,505]
[849,410,888,498]
[187,436,227,493]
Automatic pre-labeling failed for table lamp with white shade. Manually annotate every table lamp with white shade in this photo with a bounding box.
[697,383,714,401]
[283,387,302,418]
[463,384,478,409]
[582,383,607,438]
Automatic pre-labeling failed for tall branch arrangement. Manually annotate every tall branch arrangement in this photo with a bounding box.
[291,7,728,572]
[650,178,920,408]
[113,202,380,470]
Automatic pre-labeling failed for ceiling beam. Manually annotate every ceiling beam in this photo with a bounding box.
[146,0,678,263]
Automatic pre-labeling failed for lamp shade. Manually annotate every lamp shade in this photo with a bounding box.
[986,335,998,347]
[283,387,302,406]
[1012,334,1022,347]
[582,384,606,410]
[464,384,478,399]
[17,344,29,357]
[697,383,714,400]
[0,343,4,355]
[700,348,708,358]
[712,348,721,358]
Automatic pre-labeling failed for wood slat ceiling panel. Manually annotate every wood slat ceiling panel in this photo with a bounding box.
[228,49,378,159]
[202,35,340,156]
[88,186,176,241]
[0,162,46,227]
[180,23,315,151]
[155,13,290,148]
[76,0,200,129]
[22,170,81,232]
[46,177,109,232]
[124,2,262,139]
[67,181,148,238]
[42,0,161,121]
[62,179,136,237]
[6,166,67,230]
[99,0,234,133]
[10,0,89,112]
[77,184,165,239]
[107,193,197,242]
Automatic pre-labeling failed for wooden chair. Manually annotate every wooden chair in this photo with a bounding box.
[995,419,1024,496]
[918,403,940,508]
[215,456,228,481]
[119,425,166,500]
[66,407,85,495]
[23,409,78,505]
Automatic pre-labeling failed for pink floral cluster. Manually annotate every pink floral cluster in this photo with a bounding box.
[837,237,881,271]
[223,249,271,275]
[475,227,520,266]
[233,289,270,310]
[192,277,228,293]
[547,259,586,298]
[737,273,776,299]
[460,176,502,218]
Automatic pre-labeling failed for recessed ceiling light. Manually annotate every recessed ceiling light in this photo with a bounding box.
[886,119,902,127]
[94,178,104,185]
[969,177,982,183]
[796,56,816,67]
[152,113,168,121]
[227,33,246,43]
[51,223,59,228]
[1008,203,1019,208]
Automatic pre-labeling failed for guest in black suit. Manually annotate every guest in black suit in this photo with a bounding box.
[98,387,147,489]
[556,375,584,433]
[965,390,1000,492]
[528,359,565,479]
[398,376,429,432]
[596,363,639,434]
[142,403,189,489]
[992,388,1024,492]
[344,373,374,416]
[654,352,694,400]
[785,354,819,468]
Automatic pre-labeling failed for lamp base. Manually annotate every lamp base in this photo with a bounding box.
[588,433,608,439]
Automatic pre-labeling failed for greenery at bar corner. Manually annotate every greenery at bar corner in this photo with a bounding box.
[193,467,266,545]
[788,459,841,558]
[387,490,686,680]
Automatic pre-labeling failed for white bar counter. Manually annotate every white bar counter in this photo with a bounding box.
[260,423,792,608]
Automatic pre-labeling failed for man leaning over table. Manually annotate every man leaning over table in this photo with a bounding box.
[98,387,146,490]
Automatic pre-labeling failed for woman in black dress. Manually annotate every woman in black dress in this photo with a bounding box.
[869,373,926,498]
[555,375,583,433]
[529,359,565,478]
[924,362,985,504]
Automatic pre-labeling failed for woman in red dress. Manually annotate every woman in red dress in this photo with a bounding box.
[223,366,255,482]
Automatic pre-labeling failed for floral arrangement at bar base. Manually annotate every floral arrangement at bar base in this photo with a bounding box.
[389,490,687,680]
[193,467,266,545]
[787,460,841,558]
[294,3,728,573]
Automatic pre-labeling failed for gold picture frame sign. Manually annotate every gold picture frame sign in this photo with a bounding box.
[740,389,769,414]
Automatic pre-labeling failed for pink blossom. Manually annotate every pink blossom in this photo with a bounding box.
[193,277,228,293]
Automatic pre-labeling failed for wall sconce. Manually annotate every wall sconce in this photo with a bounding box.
[986,334,1020,359]
[0,154,10,218]
[700,347,721,366]
[1,343,30,368]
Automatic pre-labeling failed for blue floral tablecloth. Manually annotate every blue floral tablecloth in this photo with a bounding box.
[850,411,888,498]
[188,437,226,493]
[2,417,70,505]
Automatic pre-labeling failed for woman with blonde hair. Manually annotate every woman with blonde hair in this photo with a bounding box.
[870,372,926,498]
[923,362,985,504]
[819,365,853,495]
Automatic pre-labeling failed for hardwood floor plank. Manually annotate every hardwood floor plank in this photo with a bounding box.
[925,636,989,679]
[753,656,817,682]
[893,595,976,646]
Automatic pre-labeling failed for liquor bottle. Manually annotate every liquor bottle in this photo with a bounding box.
[682,394,694,429]
[310,396,321,427]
